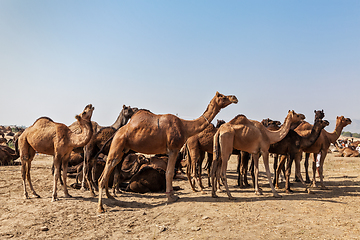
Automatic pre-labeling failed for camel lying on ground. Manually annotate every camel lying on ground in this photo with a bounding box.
[17,104,94,201]
[0,145,19,165]
[97,92,238,212]
[334,144,359,157]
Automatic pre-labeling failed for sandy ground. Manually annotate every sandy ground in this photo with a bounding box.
[1,152,360,240]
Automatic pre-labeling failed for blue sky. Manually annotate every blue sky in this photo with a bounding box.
[1,1,359,132]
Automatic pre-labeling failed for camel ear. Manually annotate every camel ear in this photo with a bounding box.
[123,105,126,109]
[216,91,220,96]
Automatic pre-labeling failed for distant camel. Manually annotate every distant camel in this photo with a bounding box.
[17,104,94,201]
[97,92,238,212]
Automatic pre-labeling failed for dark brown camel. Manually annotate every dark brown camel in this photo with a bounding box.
[17,104,94,201]
[97,92,238,212]
[80,105,138,195]
[295,116,352,189]
[0,145,19,165]
[271,119,330,193]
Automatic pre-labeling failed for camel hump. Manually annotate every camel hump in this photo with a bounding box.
[34,116,54,124]
[229,114,248,125]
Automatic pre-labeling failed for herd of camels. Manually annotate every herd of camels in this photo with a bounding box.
[14,92,353,213]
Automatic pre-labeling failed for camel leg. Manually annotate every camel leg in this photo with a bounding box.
[252,153,262,195]
[210,156,219,197]
[284,154,294,193]
[196,151,206,192]
[318,151,328,190]
[165,150,179,203]
[207,153,213,187]
[262,152,280,197]
[98,156,122,212]
[52,156,61,202]
[304,153,311,183]
[236,153,241,187]
[21,158,30,199]
[220,151,234,200]
[61,156,72,198]
[186,153,197,192]
[311,153,317,188]
[275,155,286,189]
[241,152,250,187]
[24,149,39,198]
[81,158,87,191]
[294,153,311,193]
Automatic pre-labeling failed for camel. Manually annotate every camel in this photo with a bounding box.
[211,110,305,200]
[334,144,359,157]
[294,116,352,189]
[271,119,330,193]
[17,104,94,201]
[0,145,19,165]
[97,92,238,212]
[81,105,138,195]
[185,119,226,193]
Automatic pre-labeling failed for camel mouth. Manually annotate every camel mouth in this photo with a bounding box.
[229,95,238,104]
[323,120,330,126]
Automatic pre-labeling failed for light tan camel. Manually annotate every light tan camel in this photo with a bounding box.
[334,145,359,157]
[211,110,305,199]
[97,92,238,212]
[17,104,94,201]
[294,116,351,189]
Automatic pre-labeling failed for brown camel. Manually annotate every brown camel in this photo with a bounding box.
[334,144,359,157]
[271,119,330,193]
[17,104,94,201]
[97,92,238,212]
[67,105,138,193]
[294,116,352,189]
[185,119,226,193]
[211,110,305,200]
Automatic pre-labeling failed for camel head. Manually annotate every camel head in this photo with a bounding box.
[214,92,238,109]
[336,116,352,128]
[314,109,325,120]
[75,104,94,122]
[314,119,330,129]
[122,105,139,119]
[216,119,226,128]
[287,110,305,123]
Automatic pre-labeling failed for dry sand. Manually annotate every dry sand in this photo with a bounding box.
[1,152,360,239]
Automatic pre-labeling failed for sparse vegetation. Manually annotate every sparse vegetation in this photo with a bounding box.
[342,131,360,138]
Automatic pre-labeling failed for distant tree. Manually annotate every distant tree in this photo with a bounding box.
[342,131,352,137]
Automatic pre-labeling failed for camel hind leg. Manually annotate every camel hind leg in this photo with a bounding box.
[21,147,38,199]
[261,151,280,197]
[165,150,180,203]
[61,154,72,198]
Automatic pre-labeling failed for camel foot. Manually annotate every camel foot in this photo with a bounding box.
[211,193,219,198]
[320,186,329,190]
[255,190,263,196]
[51,197,59,202]
[200,190,207,195]
[166,193,179,203]
[98,206,105,213]
[273,193,282,198]
[24,193,30,199]
[33,193,40,198]
[80,187,87,192]
[106,194,115,199]
[285,189,294,194]
[294,178,301,182]
[305,179,311,184]
[228,196,236,200]
[64,193,72,198]
[275,186,281,190]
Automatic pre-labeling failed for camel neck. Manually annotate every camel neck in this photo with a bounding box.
[325,122,344,144]
[111,112,126,129]
[266,113,292,145]
[300,122,324,148]
[181,98,221,138]
[69,120,93,148]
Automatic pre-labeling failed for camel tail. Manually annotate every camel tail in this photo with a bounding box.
[185,143,193,176]
[211,130,221,177]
